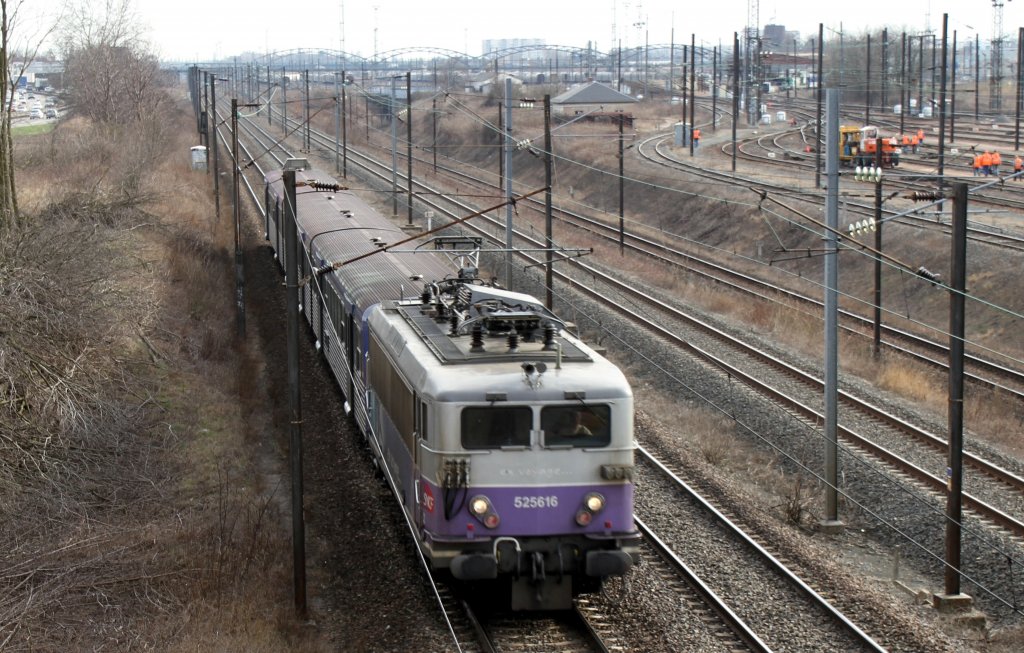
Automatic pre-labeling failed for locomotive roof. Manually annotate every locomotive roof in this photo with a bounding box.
[369,300,632,403]
[389,300,592,365]
[266,167,456,311]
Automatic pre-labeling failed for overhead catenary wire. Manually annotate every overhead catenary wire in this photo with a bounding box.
[268,69,1024,369]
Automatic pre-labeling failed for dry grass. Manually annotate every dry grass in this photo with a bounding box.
[0,95,325,651]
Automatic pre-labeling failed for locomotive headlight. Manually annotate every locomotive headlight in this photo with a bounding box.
[469,495,500,529]
[470,496,490,516]
[576,493,605,526]
[584,492,605,513]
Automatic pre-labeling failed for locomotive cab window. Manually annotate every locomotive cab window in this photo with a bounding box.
[541,405,611,447]
[461,406,532,450]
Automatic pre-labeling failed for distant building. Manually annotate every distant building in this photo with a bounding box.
[482,38,549,63]
[763,24,801,50]
[464,72,524,95]
[482,38,545,55]
[550,81,637,115]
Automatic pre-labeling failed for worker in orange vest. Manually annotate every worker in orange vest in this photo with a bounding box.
[693,128,701,149]
[980,151,993,176]
[1014,154,1023,180]
[992,150,1002,175]
[910,134,919,153]
[902,134,911,147]
[973,153,983,176]
[917,128,925,144]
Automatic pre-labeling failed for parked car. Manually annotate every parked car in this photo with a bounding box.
[45,108,58,119]
[30,108,44,119]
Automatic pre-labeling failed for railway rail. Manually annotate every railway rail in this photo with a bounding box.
[238,108,1024,538]
[220,93,1024,634]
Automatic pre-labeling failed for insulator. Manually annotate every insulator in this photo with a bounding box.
[312,181,344,192]
[911,191,943,202]
[542,323,557,351]
[916,266,941,285]
[470,323,485,352]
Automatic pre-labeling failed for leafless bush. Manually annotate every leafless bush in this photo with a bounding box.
[778,477,815,527]
[0,104,299,648]
[18,116,172,214]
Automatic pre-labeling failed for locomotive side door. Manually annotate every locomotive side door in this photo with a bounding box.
[413,395,427,530]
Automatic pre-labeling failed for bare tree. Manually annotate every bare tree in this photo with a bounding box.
[60,0,168,124]
[0,0,54,235]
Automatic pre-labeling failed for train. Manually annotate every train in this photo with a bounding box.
[263,159,641,610]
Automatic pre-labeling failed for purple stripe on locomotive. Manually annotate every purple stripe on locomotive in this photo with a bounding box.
[420,480,634,538]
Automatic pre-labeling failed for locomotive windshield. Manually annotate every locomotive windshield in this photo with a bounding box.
[460,404,612,449]
[461,406,532,449]
[541,405,611,447]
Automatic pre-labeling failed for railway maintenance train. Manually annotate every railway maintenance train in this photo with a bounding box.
[839,125,901,168]
[263,160,640,610]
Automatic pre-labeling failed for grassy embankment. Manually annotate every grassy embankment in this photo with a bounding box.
[1,101,326,650]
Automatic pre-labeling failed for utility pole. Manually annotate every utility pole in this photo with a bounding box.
[504,77,514,289]
[937,181,970,611]
[304,70,311,151]
[544,95,553,310]
[732,32,739,172]
[951,32,958,143]
[938,14,949,187]
[391,76,398,216]
[866,34,872,125]
[822,87,842,532]
[713,46,718,131]
[334,71,341,174]
[282,169,307,619]
[342,71,348,178]
[202,71,209,149]
[211,76,221,224]
[816,24,823,188]
[496,60,504,191]
[919,35,925,117]
[900,33,907,136]
[682,45,688,128]
[231,98,245,337]
[618,110,625,253]
[406,71,413,226]
[873,139,883,356]
[882,28,889,111]
[689,33,696,157]
[1016,27,1023,150]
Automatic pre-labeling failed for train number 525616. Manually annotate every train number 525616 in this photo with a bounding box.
[514,495,559,509]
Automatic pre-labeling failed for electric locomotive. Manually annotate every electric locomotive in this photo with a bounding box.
[264,160,640,610]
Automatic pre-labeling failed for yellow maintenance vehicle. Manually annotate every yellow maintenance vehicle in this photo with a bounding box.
[839,125,901,168]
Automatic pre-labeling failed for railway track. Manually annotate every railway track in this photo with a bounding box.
[637,448,887,652]
[228,96,1024,622]
[273,103,1024,404]
[238,108,1024,535]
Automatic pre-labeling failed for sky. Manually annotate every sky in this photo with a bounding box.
[21,0,1024,62]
